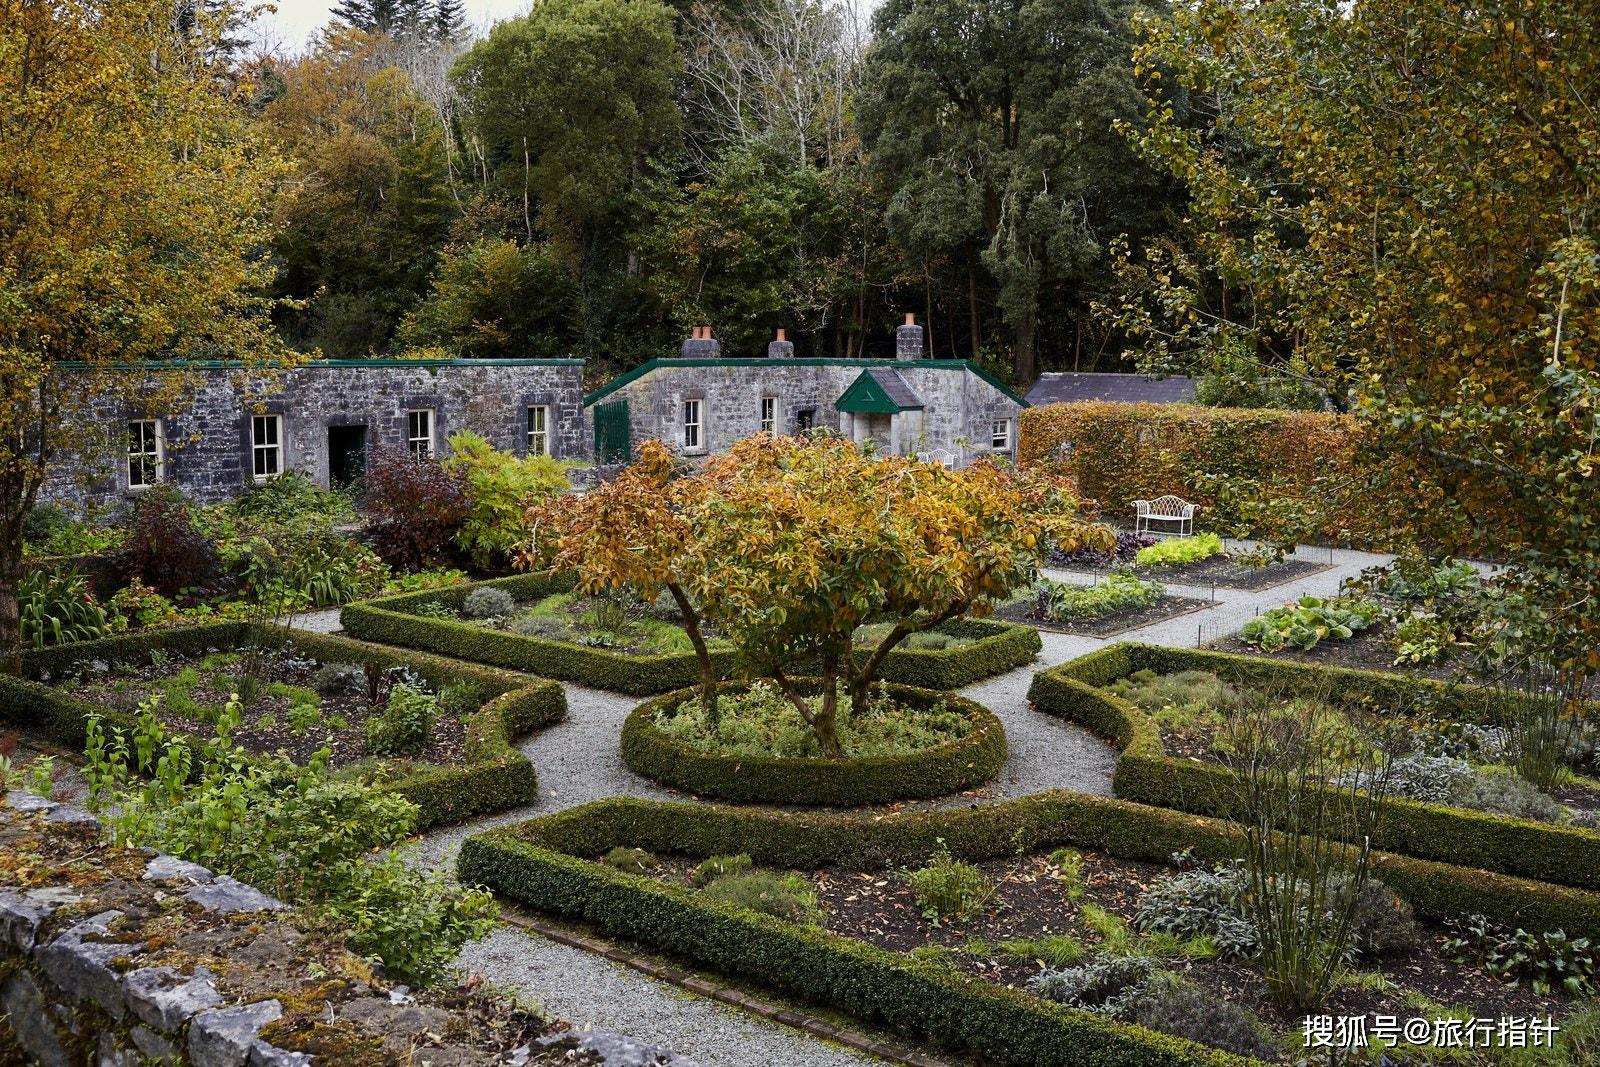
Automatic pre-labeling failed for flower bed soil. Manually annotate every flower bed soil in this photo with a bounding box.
[70,654,468,770]
[995,594,1213,639]
[647,849,1573,1063]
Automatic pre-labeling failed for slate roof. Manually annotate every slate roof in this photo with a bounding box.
[1023,372,1197,407]
[865,367,925,410]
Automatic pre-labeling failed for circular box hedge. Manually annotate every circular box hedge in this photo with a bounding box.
[620,679,1007,806]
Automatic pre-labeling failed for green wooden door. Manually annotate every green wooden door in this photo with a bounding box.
[594,399,631,464]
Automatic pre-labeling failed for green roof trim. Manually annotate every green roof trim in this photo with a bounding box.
[835,368,921,414]
[583,357,1029,408]
[54,357,585,371]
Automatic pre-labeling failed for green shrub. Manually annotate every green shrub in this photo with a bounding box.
[367,683,437,755]
[440,430,570,569]
[702,870,822,925]
[1237,595,1380,652]
[85,700,496,986]
[602,846,656,874]
[22,504,123,557]
[1389,612,1456,666]
[1132,979,1279,1061]
[1133,860,1258,960]
[1037,570,1164,622]
[1134,534,1223,568]
[1027,954,1162,1017]
[653,680,970,760]
[313,662,366,697]
[106,580,178,630]
[230,470,355,528]
[907,842,993,925]
[462,587,517,620]
[693,853,753,886]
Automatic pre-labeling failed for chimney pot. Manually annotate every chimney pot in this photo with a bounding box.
[776,328,786,342]
[905,313,915,326]
[680,325,721,359]
[767,327,795,359]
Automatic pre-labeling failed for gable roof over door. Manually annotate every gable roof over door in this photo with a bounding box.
[835,367,924,414]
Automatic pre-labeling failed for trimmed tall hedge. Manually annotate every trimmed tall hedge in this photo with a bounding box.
[1028,643,1600,890]
[5,622,565,830]
[620,680,1007,805]
[1018,401,1407,546]
[460,793,1600,1067]
[342,572,1041,694]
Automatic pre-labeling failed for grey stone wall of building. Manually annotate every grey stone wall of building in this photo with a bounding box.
[587,358,1022,468]
[41,360,586,513]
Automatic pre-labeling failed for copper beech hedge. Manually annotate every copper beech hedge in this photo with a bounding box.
[1018,401,1418,547]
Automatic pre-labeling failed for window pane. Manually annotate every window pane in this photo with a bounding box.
[527,407,548,455]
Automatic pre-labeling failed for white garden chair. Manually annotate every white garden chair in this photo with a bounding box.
[1133,495,1197,538]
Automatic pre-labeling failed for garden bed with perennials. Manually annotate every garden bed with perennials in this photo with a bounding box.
[1052,532,1331,591]
[1,621,565,829]
[458,794,1600,1067]
[994,575,1212,638]
[620,679,1007,805]
[1028,644,1600,890]
[342,571,1041,694]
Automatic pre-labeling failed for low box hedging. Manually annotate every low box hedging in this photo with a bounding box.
[459,793,1600,1067]
[620,680,1007,806]
[1027,643,1600,890]
[342,572,1040,694]
[4,622,565,830]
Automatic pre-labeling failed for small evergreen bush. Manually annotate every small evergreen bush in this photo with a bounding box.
[702,870,821,925]
[367,683,437,755]
[462,586,517,620]
[601,846,656,874]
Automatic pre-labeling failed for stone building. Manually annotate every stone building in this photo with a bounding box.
[584,317,1028,468]
[43,357,586,511]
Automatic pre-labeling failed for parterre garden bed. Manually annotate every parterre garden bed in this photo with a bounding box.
[459,794,1600,1067]
[1,621,565,829]
[343,571,1042,693]
[993,575,1212,638]
[1029,644,1600,890]
[1051,531,1331,591]
[620,679,1007,805]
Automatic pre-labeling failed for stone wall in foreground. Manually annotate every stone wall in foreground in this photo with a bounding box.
[0,791,694,1067]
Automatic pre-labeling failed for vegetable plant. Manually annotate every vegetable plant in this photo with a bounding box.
[1238,595,1380,652]
[1036,569,1163,622]
[1134,532,1224,568]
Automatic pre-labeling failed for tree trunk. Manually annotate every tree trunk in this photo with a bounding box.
[1014,310,1037,384]
[772,664,843,758]
[667,583,718,725]
[966,247,982,360]
[0,542,20,676]
[852,600,968,709]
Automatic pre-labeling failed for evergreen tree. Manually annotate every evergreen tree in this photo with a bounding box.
[431,0,467,41]
[331,0,424,35]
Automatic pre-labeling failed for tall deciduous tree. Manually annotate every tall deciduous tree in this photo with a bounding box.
[1120,0,1600,671]
[0,0,292,668]
[859,0,1174,381]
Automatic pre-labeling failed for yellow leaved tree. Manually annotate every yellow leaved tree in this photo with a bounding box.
[0,0,295,668]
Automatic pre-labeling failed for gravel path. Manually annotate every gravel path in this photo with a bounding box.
[399,543,1394,1063]
[463,927,883,1067]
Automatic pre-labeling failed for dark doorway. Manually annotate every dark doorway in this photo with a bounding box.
[328,425,367,489]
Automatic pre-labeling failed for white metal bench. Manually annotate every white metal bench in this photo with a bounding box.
[1134,495,1197,538]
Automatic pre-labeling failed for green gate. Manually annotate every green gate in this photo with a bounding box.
[593,399,631,464]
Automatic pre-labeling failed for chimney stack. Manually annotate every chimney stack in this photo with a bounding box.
[679,325,721,359]
[895,313,925,361]
[767,327,794,359]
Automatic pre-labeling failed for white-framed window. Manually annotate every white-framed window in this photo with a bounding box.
[126,418,164,489]
[251,414,283,481]
[407,408,434,457]
[683,398,703,452]
[527,405,550,456]
[991,418,1012,451]
[759,396,777,435]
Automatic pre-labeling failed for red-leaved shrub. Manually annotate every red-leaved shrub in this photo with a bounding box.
[360,448,469,570]
[120,485,220,597]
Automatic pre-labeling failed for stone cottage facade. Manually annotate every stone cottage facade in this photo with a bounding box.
[584,318,1028,468]
[43,358,585,511]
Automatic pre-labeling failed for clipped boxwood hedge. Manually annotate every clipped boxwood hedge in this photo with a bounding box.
[341,571,1041,694]
[1027,643,1600,891]
[4,622,566,830]
[620,680,1007,805]
[459,792,1600,1067]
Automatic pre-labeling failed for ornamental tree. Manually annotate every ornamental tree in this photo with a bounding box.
[0,0,293,671]
[526,435,1103,756]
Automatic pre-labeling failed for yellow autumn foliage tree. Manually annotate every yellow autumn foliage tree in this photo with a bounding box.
[0,0,295,666]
